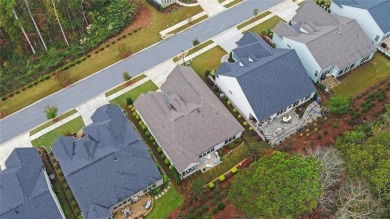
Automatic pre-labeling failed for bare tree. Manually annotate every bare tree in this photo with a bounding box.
[52,0,69,46]
[309,147,344,215]
[12,9,36,54]
[335,180,384,219]
[23,0,48,51]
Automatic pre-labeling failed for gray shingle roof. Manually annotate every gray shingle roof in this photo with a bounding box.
[52,104,162,219]
[333,0,390,33]
[273,0,376,70]
[134,66,244,173]
[216,32,316,121]
[0,148,63,219]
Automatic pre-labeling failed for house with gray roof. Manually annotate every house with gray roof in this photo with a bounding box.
[330,0,390,46]
[215,32,316,126]
[134,65,244,179]
[272,0,376,82]
[52,104,162,219]
[0,148,65,219]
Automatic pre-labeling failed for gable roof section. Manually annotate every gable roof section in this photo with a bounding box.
[333,0,390,33]
[216,32,316,121]
[52,104,162,219]
[134,66,244,173]
[0,148,63,219]
[273,0,376,70]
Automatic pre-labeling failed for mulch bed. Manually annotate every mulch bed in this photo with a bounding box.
[279,78,390,154]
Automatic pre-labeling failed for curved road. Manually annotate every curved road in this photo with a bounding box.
[0,0,282,144]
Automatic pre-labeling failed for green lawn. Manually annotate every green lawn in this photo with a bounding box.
[225,0,243,8]
[30,109,78,136]
[1,1,202,116]
[31,117,85,151]
[146,186,183,219]
[168,15,208,34]
[245,15,283,34]
[105,74,147,97]
[52,181,75,219]
[186,40,214,57]
[109,80,158,107]
[333,54,390,97]
[237,11,272,30]
[190,45,227,78]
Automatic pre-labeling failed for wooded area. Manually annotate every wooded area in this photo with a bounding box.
[0,0,137,96]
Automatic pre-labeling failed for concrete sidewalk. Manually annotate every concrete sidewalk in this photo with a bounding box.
[75,94,109,126]
[198,0,225,17]
[212,27,243,52]
[268,0,301,22]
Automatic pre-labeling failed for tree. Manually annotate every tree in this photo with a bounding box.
[189,178,206,201]
[122,71,131,81]
[328,95,351,114]
[23,0,48,51]
[228,151,322,218]
[335,180,384,219]
[309,147,344,215]
[51,0,69,46]
[244,141,263,160]
[253,8,259,16]
[44,105,58,120]
[126,97,133,106]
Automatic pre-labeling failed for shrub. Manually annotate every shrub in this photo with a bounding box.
[112,41,116,45]
[150,136,155,141]
[123,71,132,81]
[243,121,248,126]
[323,130,328,135]
[211,199,217,206]
[231,167,238,174]
[189,206,195,213]
[204,70,211,78]
[131,107,136,112]
[44,74,50,80]
[212,207,218,214]
[152,142,157,146]
[249,126,253,131]
[145,130,151,136]
[27,83,33,88]
[209,182,215,189]
[161,154,166,159]
[233,108,238,113]
[195,202,202,209]
[227,143,235,149]
[317,134,322,140]
[216,193,222,200]
[169,165,174,170]
[135,115,140,120]
[126,97,133,106]
[217,202,226,210]
[234,137,242,143]
[164,159,170,165]
[8,93,14,97]
[193,39,200,46]
[333,122,339,129]
[132,112,137,116]
[139,121,144,126]
[328,95,351,114]
[188,214,196,219]
[180,204,185,210]
[202,206,209,214]
[219,175,225,182]
[238,115,242,119]
[141,125,147,131]
[1,96,6,101]
[157,147,162,153]
[100,47,104,51]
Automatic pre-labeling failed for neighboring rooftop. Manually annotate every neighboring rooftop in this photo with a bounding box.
[52,104,162,219]
[332,0,390,33]
[216,32,316,121]
[0,148,63,219]
[134,65,244,173]
[273,0,376,70]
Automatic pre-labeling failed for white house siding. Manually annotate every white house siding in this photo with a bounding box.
[330,3,384,45]
[273,33,322,82]
[43,170,66,219]
[268,91,315,120]
[215,75,258,121]
[337,51,375,77]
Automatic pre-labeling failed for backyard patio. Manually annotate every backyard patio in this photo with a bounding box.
[112,195,153,219]
[199,152,221,173]
[379,38,390,55]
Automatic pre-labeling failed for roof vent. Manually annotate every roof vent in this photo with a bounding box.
[239,62,244,67]
[197,109,200,113]
[114,157,117,161]
[248,57,253,62]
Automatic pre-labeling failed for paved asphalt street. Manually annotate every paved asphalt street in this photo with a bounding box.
[0,0,282,144]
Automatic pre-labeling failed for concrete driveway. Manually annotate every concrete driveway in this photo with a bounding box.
[212,27,243,52]
[0,0,283,146]
[198,0,226,17]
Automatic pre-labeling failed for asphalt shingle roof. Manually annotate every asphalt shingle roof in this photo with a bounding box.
[332,0,390,33]
[273,0,376,70]
[134,66,244,173]
[52,104,162,219]
[0,148,63,219]
[216,32,316,121]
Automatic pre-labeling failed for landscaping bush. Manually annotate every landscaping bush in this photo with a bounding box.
[238,115,242,119]
[8,93,14,97]
[123,71,132,81]
[217,202,226,210]
[231,167,238,174]
[180,204,186,210]
[141,125,147,131]
[234,137,242,143]
[227,100,231,105]
[161,154,166,159]
[209,182,215,189]
[188,214,196,219]
[132,112,137,116]
[204,70,211,78]
[157,147,162,153]
[219,175,225,182]
[164,159,170,165]
[189,206,195,213]
[27,83,33,88]
[211,199,217,206]
[145,130,151,136]
[233,108,238,113]
[150,136,155,141]
[193,39,200,46]
[135,115,140,120]
[202,206,209,214]
[333,122,339,129]
[323,130,328,135]
[317,134,322,140]
[126,97,133,106]
[216,193,222,200]
[195,202,202,209]
[227,143,235,149]
[1,96,6,101]
[138,121,144,126]
[212,207,218,214]
[328,95,351,114]
[243,121,248,126]
[169,165,174,171]
[152,142,157,146]
[162,174,169,184]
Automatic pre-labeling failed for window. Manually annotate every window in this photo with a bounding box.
[293,101,299,107]
[375,35,380,42]
[339,70,343,75]
[287,44,291,48]
[229,90,232,94]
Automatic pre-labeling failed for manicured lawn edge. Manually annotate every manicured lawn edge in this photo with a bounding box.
[237,11,272,29]
[225,0,243,8]
[167,15,208,35]
[30,109,78,136]
[146,186,183,219]
[186,40,214,57]
[105,74,147,97]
